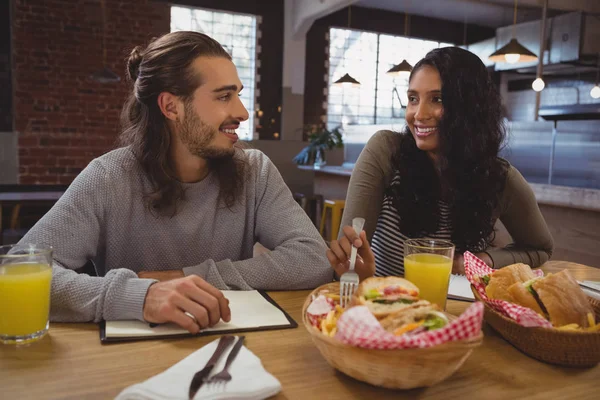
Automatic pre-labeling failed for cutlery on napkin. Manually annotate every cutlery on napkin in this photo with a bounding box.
[189,335,235,399]
[115,336,281,400]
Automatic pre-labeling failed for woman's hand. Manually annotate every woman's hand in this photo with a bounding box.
[452,252,492,275]
[452,254,465,275]
[326,225,376,281]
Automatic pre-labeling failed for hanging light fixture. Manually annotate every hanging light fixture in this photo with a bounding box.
[333,73,360,87]
[591,53,600,99]
[91,0,120,83]
[386,13,413,80]
[532,77,545,92]
[532,0,548,96]
[489,0,537,64]
[333,6,360,86]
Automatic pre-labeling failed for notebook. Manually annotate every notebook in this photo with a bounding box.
[99,290,297,343]
[447,274,475,302]
[580,280,600,292]
[578,280,600,300]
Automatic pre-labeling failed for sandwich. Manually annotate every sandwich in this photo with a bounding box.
[379,302,449,336]
[355,276,429,319]
[506,278,545,316]
[507,270,593,327]
[481,263,536,302]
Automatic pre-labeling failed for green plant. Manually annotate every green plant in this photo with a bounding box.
[292,124,344,166]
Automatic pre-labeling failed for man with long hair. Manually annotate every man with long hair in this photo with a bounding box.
[20,31,331,333]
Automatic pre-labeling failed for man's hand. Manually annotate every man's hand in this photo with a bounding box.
[142,275,231,334]
[326,226,376,282]
[138,270,185,281]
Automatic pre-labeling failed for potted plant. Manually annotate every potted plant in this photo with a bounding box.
[293,124,344,167]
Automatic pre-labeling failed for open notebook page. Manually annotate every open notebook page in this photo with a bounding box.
[447,274,475,302]
[105,290,291,339]
[579,281,600,300]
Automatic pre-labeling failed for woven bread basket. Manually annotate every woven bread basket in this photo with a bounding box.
[471,286,600,367]
[302,283,483,389]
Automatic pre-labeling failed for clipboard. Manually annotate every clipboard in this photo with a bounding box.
[99,290,297,343]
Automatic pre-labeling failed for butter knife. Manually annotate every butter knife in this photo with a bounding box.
[205,336,245,382]
[188,335,235,399]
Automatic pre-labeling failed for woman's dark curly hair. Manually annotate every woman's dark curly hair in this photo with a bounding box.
[388,46,508,252]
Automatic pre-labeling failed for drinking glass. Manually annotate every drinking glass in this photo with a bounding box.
[0,244,53,345]
[404,239,454,310]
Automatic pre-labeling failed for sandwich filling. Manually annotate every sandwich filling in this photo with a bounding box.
[523,277,550,319]
[393,311,448,336]
[363,284,419,305]
[481,275,491,285]
[382,308,449,337]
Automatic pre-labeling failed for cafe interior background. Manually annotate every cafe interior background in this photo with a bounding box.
[0,0,599,268]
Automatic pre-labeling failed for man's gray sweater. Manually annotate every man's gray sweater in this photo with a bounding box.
[20,147,331,322]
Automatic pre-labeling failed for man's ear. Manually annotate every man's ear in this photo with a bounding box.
[157,92,181,121]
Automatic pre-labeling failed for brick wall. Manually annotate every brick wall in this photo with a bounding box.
[13,0,170,184]
[0,0,11,132]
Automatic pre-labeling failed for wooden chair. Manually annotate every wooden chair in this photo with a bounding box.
[319,199,345,242]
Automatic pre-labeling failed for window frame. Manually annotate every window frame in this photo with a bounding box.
[170,5,260,141]
[326,27,454,134]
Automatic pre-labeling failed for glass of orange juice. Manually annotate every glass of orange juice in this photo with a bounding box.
[404,239,454,310]
[0,244,53,345]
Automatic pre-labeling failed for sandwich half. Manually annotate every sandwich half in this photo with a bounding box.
[506,277,546,317]
[379,302,449,336]
[355,276,427,319]
[532,270,593,327]
[504,270,593,327]
[483,263,536,302]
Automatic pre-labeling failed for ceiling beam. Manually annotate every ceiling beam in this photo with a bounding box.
[472,0,600,13]
[292,0,357,40]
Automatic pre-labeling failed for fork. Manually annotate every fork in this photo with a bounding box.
[204,335,245,387]
[340,217,365,308]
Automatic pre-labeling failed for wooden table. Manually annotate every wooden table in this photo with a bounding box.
[1,262,599,399]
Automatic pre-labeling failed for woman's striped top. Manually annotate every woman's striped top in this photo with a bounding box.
[371,175,453,277]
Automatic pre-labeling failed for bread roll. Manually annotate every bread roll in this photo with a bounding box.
[532,270,593,327]
[507,280,545,317]
[485,263,535,301]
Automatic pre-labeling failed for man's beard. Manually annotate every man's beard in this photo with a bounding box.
[176,103,246,206]
[177,104,235,160]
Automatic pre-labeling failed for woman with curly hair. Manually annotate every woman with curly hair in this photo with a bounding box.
[327,46,553,280]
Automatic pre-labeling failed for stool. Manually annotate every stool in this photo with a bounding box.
[319,199,345,242]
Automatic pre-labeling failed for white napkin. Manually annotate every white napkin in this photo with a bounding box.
[115,337,281,400]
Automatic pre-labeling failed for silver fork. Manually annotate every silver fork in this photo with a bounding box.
[340,217,365,308]
[204,335,245,388]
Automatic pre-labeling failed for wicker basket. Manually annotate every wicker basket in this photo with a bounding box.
[302,283,483,389]
[471,286,600,367]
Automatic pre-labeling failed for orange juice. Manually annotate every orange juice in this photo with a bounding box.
[0,263,52,338]
[404,253,452,309]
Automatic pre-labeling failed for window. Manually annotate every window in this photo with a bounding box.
[327,28,453,141]
[171,6,258,140]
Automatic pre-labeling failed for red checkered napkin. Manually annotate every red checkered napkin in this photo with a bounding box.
[334,302,484,350]
[464,251,552,328]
